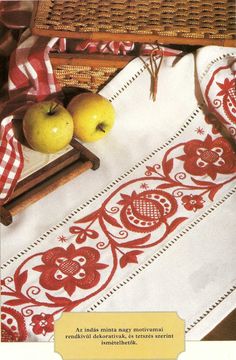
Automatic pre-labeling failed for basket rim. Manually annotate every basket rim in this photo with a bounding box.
[31,0,236,47]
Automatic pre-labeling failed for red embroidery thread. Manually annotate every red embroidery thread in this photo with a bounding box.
[2,132,236,341]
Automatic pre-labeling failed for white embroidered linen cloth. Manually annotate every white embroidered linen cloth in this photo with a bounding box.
[1,46,236,342]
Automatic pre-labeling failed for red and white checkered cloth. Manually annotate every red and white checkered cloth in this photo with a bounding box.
[71,39,135,55]
[0,1,61,204]
[68,39,182,57]
[0,34,62,204]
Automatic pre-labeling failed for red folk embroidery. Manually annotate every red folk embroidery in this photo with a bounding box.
[70,226,99,244]
[33,245,108,296]
[182,194,205,212]
[30,313,54,336]
[178,135,236,180]
[216,78,236,124]
[204,60,236,139]
[1,306,27,342]
[118,190,177,233]
[2,130,236,341]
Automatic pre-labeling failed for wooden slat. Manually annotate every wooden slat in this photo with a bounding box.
[31,0,236,47]
[11,149,80,200]
[3,160,93,221]
[7,139,99,202]
[50,53,135,68]
[33,28,236,47]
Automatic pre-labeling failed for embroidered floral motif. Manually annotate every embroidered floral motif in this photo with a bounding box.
[69,226,99,244]
[217,78,235,97]
[178,135,236,180]
[182,194,205,212]
[57,235,67,243]
[2,119,236,343]
[30,313,54,336]
[1,307,27,342]
[33,245,108,296]
[216,78,236,124]
[118,190,177,233]
[195,127,205,135]
[204,61,236,139]
[140,183,149,190]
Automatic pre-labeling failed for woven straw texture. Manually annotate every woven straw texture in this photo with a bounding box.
[53,64,119,92]
[33,0,236,42]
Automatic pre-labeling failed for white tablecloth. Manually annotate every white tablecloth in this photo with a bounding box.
[1,46,236,342]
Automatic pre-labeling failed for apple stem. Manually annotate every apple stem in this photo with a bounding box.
[48,102,60,115]
[97,124,106,133]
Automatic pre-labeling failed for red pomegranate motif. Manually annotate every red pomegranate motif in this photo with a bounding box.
[118,190,177,233]
[216,78,236,124]
[1,307,27,342]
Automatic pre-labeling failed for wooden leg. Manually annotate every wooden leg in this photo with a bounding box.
[70,138,100,170]
[0,206,13,226]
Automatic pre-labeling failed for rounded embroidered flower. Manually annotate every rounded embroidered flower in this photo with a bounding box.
[30,313,54,336]
[178,135,236,180]
[182,194,204,212]
[33,244,108,296]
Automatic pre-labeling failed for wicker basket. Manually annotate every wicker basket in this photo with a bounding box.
[50,53,134,92]
[32,0,236,46]
[53,62,119,92]
[35,0,235,92]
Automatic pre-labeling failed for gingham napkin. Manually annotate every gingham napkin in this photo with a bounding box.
[0,0,61,204]
[1,46,236,342]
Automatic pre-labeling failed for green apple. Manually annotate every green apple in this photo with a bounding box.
[23,101,74,153]
[67,93,115,142]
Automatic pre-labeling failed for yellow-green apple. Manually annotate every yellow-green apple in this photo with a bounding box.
[67,93,115,142]
[23,101,74,153]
